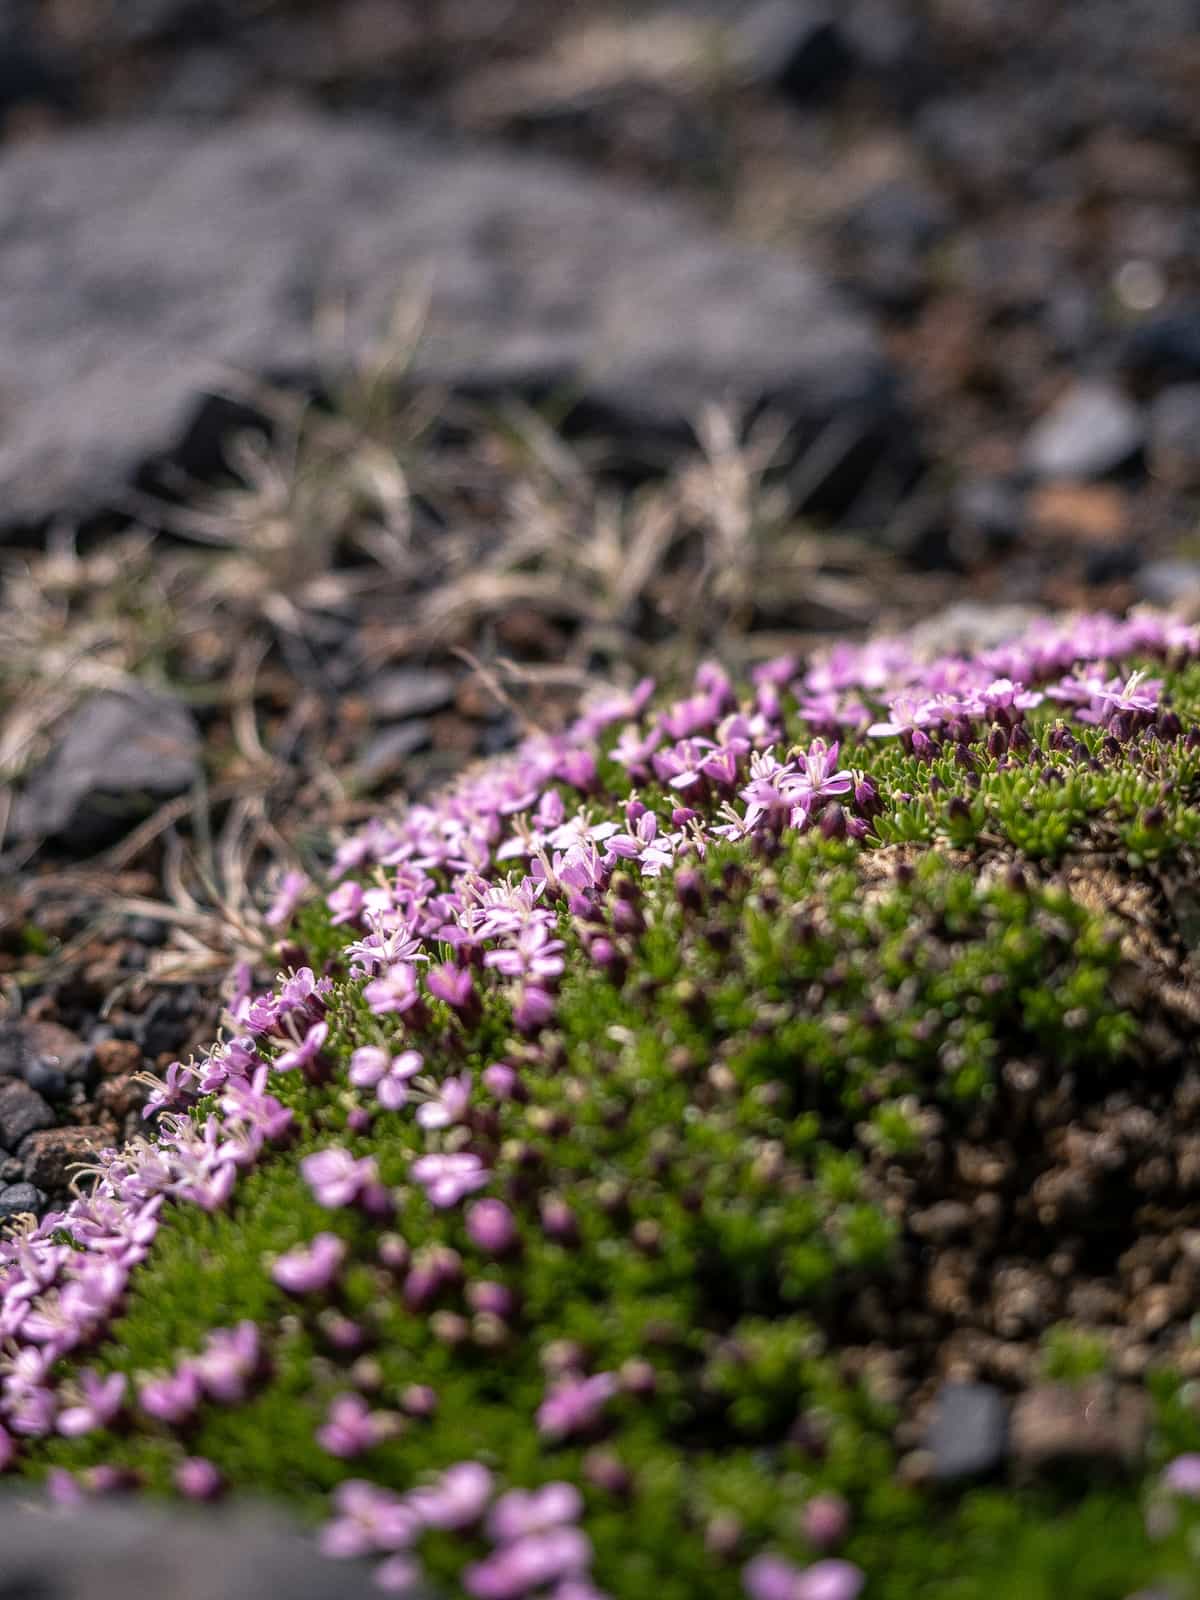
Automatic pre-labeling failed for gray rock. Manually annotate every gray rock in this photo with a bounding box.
[1138,558,1200,608]
[355,721,434,789]
[368,668,457,722]
[1010,1380,1148,1475]
[0,113,896,534]
[925,1382,1008,1482]
[1024,381,1144,481]
[1148,383,1200,488]
[731,0,855,101]
[1121,299,1200,390]
[0,1498,392,1600]
[906,601,1041,658]
[0,1182,45,1221]
[0,1079,55,1147]
[9,689,201,848]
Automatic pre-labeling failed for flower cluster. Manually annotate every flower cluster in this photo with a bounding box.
[2,608,1198,1597]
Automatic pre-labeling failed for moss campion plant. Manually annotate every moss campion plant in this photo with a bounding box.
[5,610,1200,1598]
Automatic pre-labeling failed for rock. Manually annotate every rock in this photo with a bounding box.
[1010,1381,1149,1475]
[925,1382,1008,1482]
[0,1020,88,1084]
[1121,300,1200,391]
[1024,381,1144,481]
[951,478,1024,557]
[0,1080,55,1147]
[1138,559,1200,608]
[1147,384,1200,488]
[21,1126,107,1192]
[840,177,952,310]
[355,722,433,790]
[91,1038,143,1078]
[0,113,896,534]
[367,667,457,722]
[732,0,855,101]
[1026,483,1128,545]
[0,25,76,123]
[9,689,201,848]
[0,1182,45,1221]
[0,1497,390,1600]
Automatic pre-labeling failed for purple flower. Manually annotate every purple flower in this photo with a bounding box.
[465,1527,593,1600]
[427,962,480,1018]
[407,1461,494,1530]
[488,1482,583,1543]
[466,1198,520,1255]
[301,1147,379,1209]
[175,1456,223,1501]
[536,1373,617,1440]
[275,1021,329,1076]
[320,1480,421,1559]
[349,1048,423,1111]
[139,1365,201,1424]
[1162,1454,1200,1498]
[411,1153,491,1209]
[264,870,311,929]
[194,1321,260,1404]
[802,1493,850,1550]
[317,1393,388,1458]
[417,1071,473,1130]
[272,1233,347,1296]
[57,1370,126,1437]
[364,963,423,1017]
[374,1554,424,1594]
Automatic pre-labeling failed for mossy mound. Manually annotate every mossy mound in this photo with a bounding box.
[8,612,1200,1599]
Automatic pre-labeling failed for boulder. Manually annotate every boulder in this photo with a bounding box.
[8,689,201,848]
[0,1498,389,1600]
[0,112,898,534]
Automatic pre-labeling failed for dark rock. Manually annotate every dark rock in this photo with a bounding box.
[0,1497,390,1600]
[952,478,1024,555]
[126,915,169,947]
[0,25,76,121]
[0,1182,45,1221]
[926,1382,1008,1482]
[1010,1381,1149,1475]
[0,113,897,534]
[733,0,856,102]
[23,1058,68,1104]
[21,1126,107,1192]
[0,1020,88,1084]
[367,668,457,722]
[1024,381,1144,481]
[355,721,433,789]
[9,689,201,848]
[1121,300,1200,391]
[840,178,952,309]
[151,46,253,118]
[0,1079,55,1147]
[1147,383,1200,488]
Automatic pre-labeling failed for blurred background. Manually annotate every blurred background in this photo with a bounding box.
[2,0,1200,1107]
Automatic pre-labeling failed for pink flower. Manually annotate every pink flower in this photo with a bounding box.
[407,1460,494,1529]
[301,1147,379,1209]
[410,1153,491,1209]
[317,1393,388,1458]
[488,1482,582,1543]
[175,1456,224,1501]
[349,1048,423,1111]
[536,1373,617,1440]
[194,1321,260,1404]
[417,1071,473,1130]
[320,1480,421,1559]
[272,1233,346,1295]
[139,1365,201,1424]
[57,1370,126,1437]
[466,1198,519,1255]
[465,1527,592,1600]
